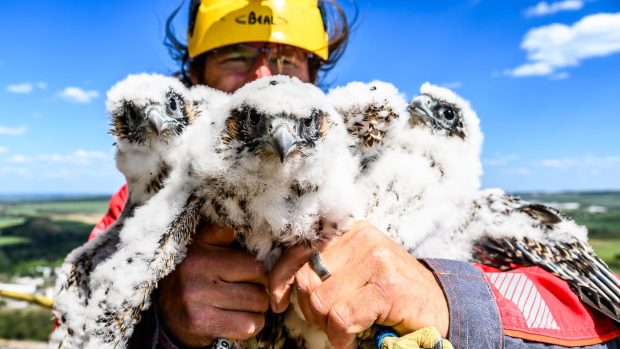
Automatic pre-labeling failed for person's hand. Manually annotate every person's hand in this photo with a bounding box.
[269,221,449,349]
[157,222,269,348]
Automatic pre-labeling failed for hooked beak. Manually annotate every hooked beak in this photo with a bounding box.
[271,125,296,162]
[146,107,165,135]
[408,95,435,127]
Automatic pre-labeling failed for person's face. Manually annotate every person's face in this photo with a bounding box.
[191,42,312,93]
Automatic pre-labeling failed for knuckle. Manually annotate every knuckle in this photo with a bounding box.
[252,287,270,313]
[370,279,391,303]
[309,290,329,316]
[238,313,265,339]
[329,303,353,333]
[295,269,313,294]
[185,307,212,335]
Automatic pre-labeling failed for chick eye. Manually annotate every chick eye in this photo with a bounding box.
[442,108,456,121]
[302,118,313,128]
[168,97,177,111]
[248,110,261,126]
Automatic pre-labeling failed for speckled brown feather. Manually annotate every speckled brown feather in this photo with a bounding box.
[222,116,240,144]
[339,102,399,149]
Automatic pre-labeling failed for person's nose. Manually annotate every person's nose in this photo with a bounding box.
[254,64,273,78]
[251,55,275,79]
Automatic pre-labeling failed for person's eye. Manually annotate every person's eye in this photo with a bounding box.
[281,58,296,66]
[220,54,253,64]
[270,56,297,68]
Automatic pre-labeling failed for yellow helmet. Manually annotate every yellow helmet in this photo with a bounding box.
[187,0,329,60]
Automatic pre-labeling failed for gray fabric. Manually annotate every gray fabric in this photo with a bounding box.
[423,259,504,349]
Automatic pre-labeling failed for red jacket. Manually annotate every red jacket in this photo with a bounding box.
[89,184,128,240]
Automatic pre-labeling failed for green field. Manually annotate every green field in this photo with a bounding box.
[518,191,620,208]
[590,238,620,273]
[567,210,620,238]
[0,308,53,341]
[0,236,31,247]
[0,217,26,230]
[1,199,109,217]
[0,198,108,277]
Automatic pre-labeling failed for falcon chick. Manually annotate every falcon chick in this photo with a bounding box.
[401,84,619,323]
[187,75,363,266]
[72,76,361,349]
[183,76,364,348]
[335,81,483,255]
[51,74,228,348]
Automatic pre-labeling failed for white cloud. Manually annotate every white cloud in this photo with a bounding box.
[524,0,584,17]
[440,81,463,89]
[0,146,7,154]
[505,12,620,77]
[38,149,111,165]
[7,154,31,163]
[6,81,47,94]
[57,87,99,103]
[502,167,533,175]
[483,154,519,166]
[0,126,28,136]
[7,83,33,94]
[538,155,620,170]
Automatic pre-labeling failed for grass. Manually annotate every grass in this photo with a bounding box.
[590,238,620,274]
[517,191,620,207]
[0,217,26,230]
[0,217,93,275]
[0,307,53,341]
[0,236,31,247]
[566,209,620,238]
[1,200,109,217]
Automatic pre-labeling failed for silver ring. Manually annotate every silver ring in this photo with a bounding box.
[310,251,331,281]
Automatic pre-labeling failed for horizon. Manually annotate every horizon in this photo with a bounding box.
[1,0,619,194]
[3,189,620,200]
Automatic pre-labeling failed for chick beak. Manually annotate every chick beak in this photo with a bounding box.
[409,95,435,126]
[272,126,295,163]
[146,108,165,135]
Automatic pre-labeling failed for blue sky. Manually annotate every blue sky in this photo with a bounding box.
[0,0,619,194]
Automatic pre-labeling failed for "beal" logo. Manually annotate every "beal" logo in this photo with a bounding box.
[235,11,287,25]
